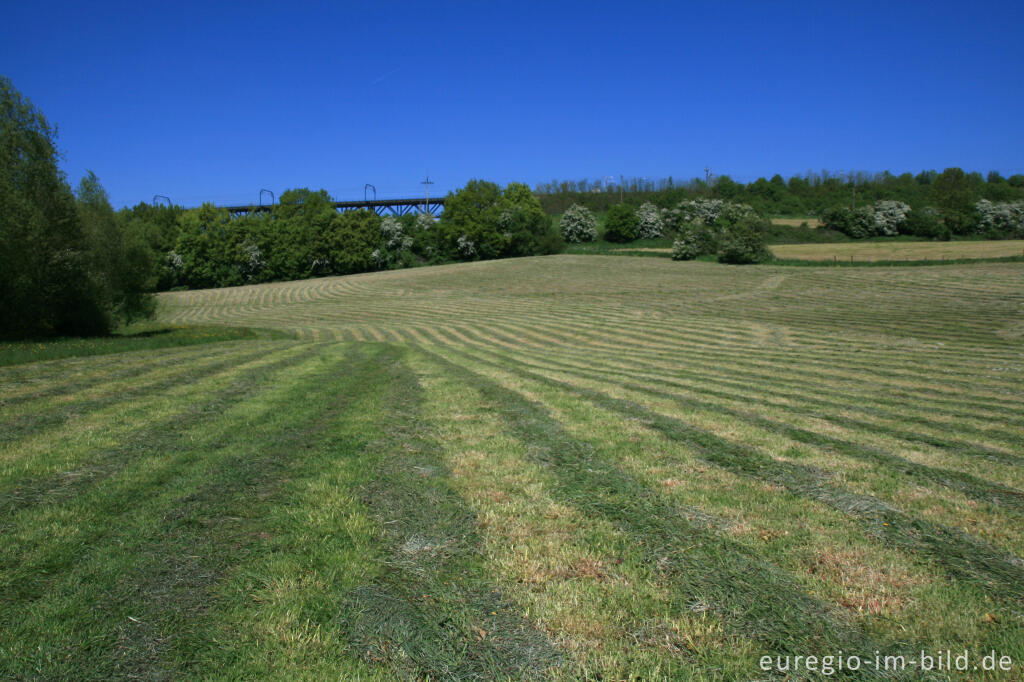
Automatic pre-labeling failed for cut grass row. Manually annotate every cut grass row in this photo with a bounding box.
[3,254,1022,678]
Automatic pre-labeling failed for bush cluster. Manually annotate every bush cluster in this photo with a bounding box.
[559,204,597,243]
[635,202,664,238]
[822,197,1024,240]
[821,200,912,238]
[670,204,771,265]
[603,204,640,242]
[975,200,1024,237]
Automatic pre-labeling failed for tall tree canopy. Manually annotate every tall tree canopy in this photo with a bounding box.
[0,76,154,338]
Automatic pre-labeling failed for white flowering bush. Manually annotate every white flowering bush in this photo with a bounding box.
[671,233,702,260]
[824,202,911,238]
[663,199,756,231]
[559,204,597,242]
[635,202,664,238]
[871,200,911,236]
[240,241,265,280]
[165,250,183,270]
[670,223,719,260]
[414,212,435,232]
[457,235,477,258]
[371,216,414,269]
[380,216,413,251]
[976,200,1024,236]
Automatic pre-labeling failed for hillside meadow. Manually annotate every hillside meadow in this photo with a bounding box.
[770,240,1024,263]
[2,255,1023,679]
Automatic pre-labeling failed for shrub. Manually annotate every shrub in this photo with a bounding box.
[663,198,755,230]
[559,204,598,243]
[717,217,772,264]
[671,232,703,260]
[872,200,911,236]
[603,204,638,242]
[822,202,908,238]
[635,202,664,238]
[440,180,561,260]
[975,199,1024,237]
[902,206,943,238]
[373,216,414,268]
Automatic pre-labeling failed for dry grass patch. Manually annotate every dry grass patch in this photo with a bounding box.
[771,239,1024,261]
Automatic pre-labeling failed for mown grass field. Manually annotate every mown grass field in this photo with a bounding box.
[3,255,1024,679]
[770,240,1024,262]
[770,217,823,229]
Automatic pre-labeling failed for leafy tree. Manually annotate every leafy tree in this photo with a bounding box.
[0,76,111,337]
[175,203,237,288]
[603,204,638,242]
[76,171,156,322]
[717,217,772,264]
[439,180,561,260]
[712,175,741,200]
[321,209,383,274]
[119,201,184,289]
[933,167,978,234]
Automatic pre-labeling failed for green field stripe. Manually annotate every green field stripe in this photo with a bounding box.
[0,342,292,447]
[467,282,1022,369]
[415,348,906,672]
[457,343,1024,554]
[455,322,1024,458]
[325,344,561,680]
[447,344,1024,603]
[138,343,563,680]
[507,343,1024,469]
[0,339,260,406]
[470,311,1024,407]
[0,342,563,680]
[563,343,1024,434]
[0,343,320,519]
[0,344,348,679]
[428,343,1024,667]
[506,320,1024,413]
[570,342,1024,427]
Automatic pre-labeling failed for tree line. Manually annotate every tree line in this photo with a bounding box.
[124,179,562,292]
[1,76,563,339]
[1,77,155,339]
[534,170,1024,219]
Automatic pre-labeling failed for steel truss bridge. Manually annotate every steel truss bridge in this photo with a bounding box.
[222,196,445,217]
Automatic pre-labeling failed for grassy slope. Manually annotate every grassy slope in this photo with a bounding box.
[2,255,1023,679]
[771,240,1024,262]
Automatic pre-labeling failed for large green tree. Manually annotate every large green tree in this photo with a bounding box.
[0,76,111,337]
[932,167,979,234]
[76,172,157,321]
[439,180,561,260]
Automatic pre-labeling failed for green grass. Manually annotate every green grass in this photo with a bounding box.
[2,255,1023,679]
[770,239,1024,262]
[0,323,290,367]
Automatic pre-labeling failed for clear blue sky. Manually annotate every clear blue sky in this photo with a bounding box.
[3,0,1022,208]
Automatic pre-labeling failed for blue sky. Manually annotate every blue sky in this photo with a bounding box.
[3,0,1022,208]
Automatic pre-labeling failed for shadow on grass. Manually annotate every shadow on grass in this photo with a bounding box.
[0,324,292,367]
